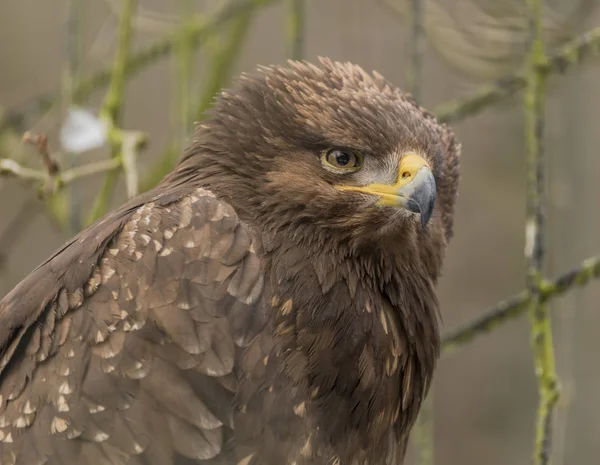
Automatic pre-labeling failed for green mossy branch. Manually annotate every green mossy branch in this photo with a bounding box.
[530,299,560,465]
[412,388,434,465]
[524,0,559,462]
[286,0,305,60]
[0,0,280,134]
[442,255,600,353]
[86,0,138,226]
[435,26,600,124]
[406,0,424,103]
[100,0,136,126]
[0,4,597,464]
[139,1,259,193]
[194,7,257,122]
[175,1,196,145]
[1,0,279,227]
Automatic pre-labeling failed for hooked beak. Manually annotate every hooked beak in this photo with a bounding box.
[336,153,437,228]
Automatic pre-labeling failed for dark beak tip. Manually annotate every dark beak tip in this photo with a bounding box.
[408,168,436,229]
[404,196,435,229]
[420,198,435,229]
[420,211,429,229]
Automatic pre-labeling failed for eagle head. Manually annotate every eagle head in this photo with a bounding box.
[182,57,460,269]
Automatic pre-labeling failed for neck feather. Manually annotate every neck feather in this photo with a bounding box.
[261,240,439,462]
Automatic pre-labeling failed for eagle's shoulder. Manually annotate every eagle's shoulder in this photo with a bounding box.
[0,185,267,464]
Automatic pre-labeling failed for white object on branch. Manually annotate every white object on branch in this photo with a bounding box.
[60,107,108,154]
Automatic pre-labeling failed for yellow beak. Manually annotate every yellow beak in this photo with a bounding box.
[337,153,436,228]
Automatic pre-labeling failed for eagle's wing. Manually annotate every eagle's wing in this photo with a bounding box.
[0,186,267,465]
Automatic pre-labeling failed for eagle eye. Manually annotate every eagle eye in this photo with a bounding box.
[322,148,363,172]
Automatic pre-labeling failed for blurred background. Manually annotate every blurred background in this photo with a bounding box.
[0,1,599,464]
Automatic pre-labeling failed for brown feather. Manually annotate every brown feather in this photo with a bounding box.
[0,59,460,465]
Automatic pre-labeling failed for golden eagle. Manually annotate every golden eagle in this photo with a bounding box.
[0,59,460,465]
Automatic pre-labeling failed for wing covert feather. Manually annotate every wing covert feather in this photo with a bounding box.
[0,187,266,465]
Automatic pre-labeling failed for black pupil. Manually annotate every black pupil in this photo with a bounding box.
[335,151,350,166]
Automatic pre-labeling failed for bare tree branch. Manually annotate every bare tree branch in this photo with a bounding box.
[61,158,122,184]
[0,159,46,182]
[22,132,59,176]
[0,152,124,187]
[120,130,145,198]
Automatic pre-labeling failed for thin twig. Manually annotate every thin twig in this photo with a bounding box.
[194,4,259,122]
[22,133,60,176]
[103,0,179,33]
[120,130,145,198]
[140,1,259,193]
[148,0,200,195]
[61,158,122,183]
[2,132,120,195]
[101,1,136,125]
[158,0,195,192]
[435,26,600,124]
[1,0,280,134]
[62,0,84,233]
[406,0,424,103]
[19,132,62,199]
[87,0,137,225]
[0,156,124,186]
[286,0,304,60]
[62,0,82,111]
[441,255,600,353]
[174,0,196,151]
[0,159,46,182]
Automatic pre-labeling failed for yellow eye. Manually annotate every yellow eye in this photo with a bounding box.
[322,149,363,172]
